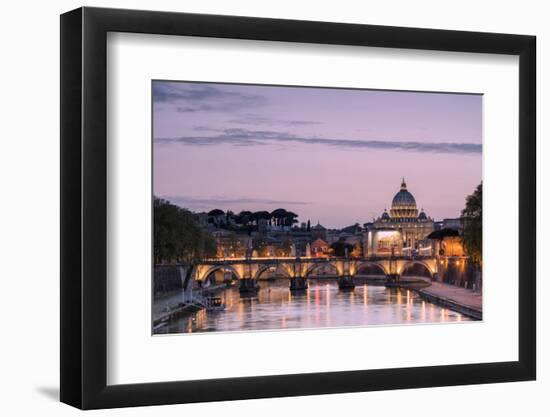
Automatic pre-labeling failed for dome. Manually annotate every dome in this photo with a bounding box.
[381,209,390,220]
[418,209,427,220]
[392,190,416,207]
[390,178,418,219]
[312,221,326,230]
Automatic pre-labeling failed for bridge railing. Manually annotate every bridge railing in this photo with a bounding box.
[176,254,435,266]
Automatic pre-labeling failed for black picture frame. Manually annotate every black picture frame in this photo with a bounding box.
[60,6,536,410]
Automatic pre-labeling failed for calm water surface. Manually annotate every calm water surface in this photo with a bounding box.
[154,279,470,335]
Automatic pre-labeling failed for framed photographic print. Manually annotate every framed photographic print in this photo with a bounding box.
[60,6,536,409]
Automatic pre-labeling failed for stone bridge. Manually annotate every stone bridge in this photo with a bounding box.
[184,256,438,293]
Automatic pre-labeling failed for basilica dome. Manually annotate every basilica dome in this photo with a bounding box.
[390,178,418,219]
[418,209,427,220]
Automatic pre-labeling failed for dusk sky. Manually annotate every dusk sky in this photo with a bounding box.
[153,81,482,229]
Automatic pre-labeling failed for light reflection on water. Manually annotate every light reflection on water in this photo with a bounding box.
[154,279,470,335]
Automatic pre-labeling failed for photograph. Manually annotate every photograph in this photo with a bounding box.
[152,80,483,335]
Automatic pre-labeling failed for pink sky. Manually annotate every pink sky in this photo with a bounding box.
[153,81,482,228]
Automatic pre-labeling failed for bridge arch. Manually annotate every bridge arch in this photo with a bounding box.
[254,263,292,280]
[198,264,243,281]
[399,261,434,278]
[355,262,389,276]
[305,262,339,278]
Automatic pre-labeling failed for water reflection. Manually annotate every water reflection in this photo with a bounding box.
[154,279,469,335]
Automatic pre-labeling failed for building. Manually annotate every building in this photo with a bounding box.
[325,229,341,245]
[212,229,249,258]
[311,221,327,240]
[366,178,435,255]
[427,228,466,257]
[363,228,403,256]
[441,218,463,232]
[311,238,330,257]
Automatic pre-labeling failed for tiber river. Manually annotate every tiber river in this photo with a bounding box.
[153,279,470,334]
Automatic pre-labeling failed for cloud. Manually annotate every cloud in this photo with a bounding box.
[226,114,322,127]
[155,128,482,154]
[160,195,310,210]
[152,82,268,113]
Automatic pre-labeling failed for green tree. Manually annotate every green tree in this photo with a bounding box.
[225,210,236,223]
[461,183,482,267]
[330,239,355,258]
[278,236,294,257]
[208,209,224,216]
[207,208,225,227]
[236,210,253,225]
[270,208,288,226]
[154,197,217,264]
[252,210,271,226]
[283,211,299,227]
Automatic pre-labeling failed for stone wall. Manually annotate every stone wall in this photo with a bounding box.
[436,257,482,291]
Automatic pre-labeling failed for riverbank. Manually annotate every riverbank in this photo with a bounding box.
[153,283,228,330]
[397,279,482,320]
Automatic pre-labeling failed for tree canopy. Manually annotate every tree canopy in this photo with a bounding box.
[330,239,355,258]
[252,211,271,224]
[461,183,482,267]
[154,197,217,264]
[236,210,253,225]
[269,208,298,226]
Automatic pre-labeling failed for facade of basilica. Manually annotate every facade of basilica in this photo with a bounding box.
[365,179,435,256]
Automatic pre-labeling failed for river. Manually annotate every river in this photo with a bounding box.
[153,279,470,335]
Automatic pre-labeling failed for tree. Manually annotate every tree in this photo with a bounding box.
[283,211,299,227]
[207,208,225,227]
[330,239,355,257]
[236,210,253,225]
[351,242,363,258]
[252,210,271,226]
[225,210,236,223]
[154,197,217,264]
[278,236,294,257]
[461,183,482,267]
[270,208,288,226]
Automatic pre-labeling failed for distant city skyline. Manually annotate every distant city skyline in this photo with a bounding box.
[153,81,482,228]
